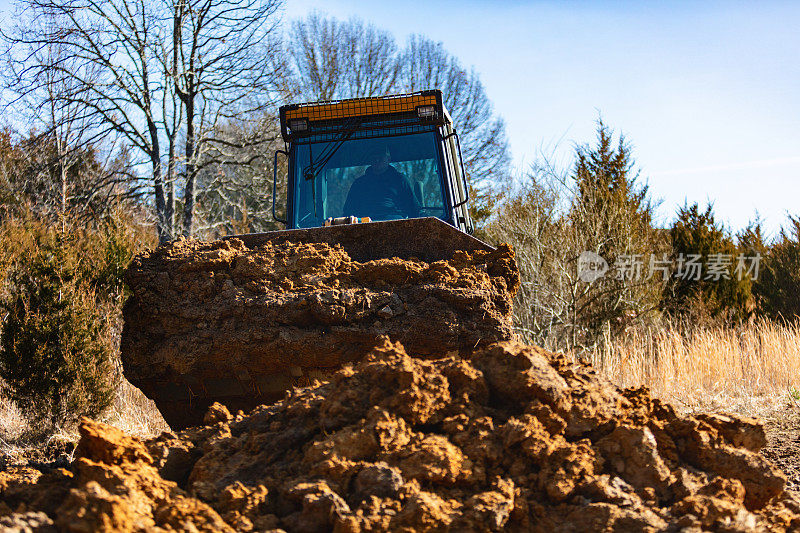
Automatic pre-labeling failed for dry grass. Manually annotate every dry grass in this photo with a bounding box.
[577,319,800,418]
[0,394,25,443]
[98,378,170,439]
[0,378,169,458]
[0,391,70,464]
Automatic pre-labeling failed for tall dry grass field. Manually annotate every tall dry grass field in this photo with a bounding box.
[4,320,800,448]
[0,392,25,442]
[577,319,800,417]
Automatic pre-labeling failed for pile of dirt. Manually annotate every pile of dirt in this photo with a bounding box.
[121,237,518,428]
[2,339,799,531]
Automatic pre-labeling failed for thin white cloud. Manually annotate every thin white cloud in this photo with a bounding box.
[652,157,800,177]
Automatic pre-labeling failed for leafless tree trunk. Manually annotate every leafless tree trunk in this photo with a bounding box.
[166,0,283,237]
[1,0,173,238]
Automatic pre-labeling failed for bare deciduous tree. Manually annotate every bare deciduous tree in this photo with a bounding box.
[2,0,175,239]
[2,0,284,242]
[193,112,285,237]
[166,0,283,236]
[1,10,142,221]
[285,13,399,101]
[398,35,511,196]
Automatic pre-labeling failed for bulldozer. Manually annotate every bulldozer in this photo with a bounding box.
[121,91,518,428]
[229,90,484,263]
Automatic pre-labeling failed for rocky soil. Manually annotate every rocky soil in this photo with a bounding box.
[2,339,799,532]
[763,409,800,494]
[122,237,518,428]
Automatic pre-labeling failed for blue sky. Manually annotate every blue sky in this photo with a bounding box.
[1,1,797,236]
[282,0,800,236]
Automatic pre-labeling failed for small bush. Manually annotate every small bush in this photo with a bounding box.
[0,218,133,435]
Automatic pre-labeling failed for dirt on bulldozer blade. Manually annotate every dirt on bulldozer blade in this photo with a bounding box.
[3,340,800,532]
[121,236,519,428]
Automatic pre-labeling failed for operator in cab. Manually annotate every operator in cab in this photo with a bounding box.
[343,144,421,220]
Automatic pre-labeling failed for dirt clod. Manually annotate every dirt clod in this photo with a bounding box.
[2,339,798,531]
[121,238,518,428]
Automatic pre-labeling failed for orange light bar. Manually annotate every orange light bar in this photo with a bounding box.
[280,90,444,140]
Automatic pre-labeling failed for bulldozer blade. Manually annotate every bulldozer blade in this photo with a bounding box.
[225,217,494,262]
[121,218,517,429]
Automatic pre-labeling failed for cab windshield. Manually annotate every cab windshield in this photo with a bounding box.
[292,132,447,228]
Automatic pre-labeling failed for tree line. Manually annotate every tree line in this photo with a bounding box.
[0,3,511,241]
[485,120,800,352]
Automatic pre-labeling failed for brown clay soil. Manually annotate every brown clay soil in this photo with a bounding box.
[763,408,800,494]
[121,237,519,428]
[2,339,800,532]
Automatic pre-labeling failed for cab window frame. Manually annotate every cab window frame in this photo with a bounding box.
[287,127,454,229]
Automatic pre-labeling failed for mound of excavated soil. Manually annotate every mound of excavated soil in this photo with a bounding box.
[2,340,799,532]
[121,237,518,428]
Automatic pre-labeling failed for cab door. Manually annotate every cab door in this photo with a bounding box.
[439,123,473,233]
